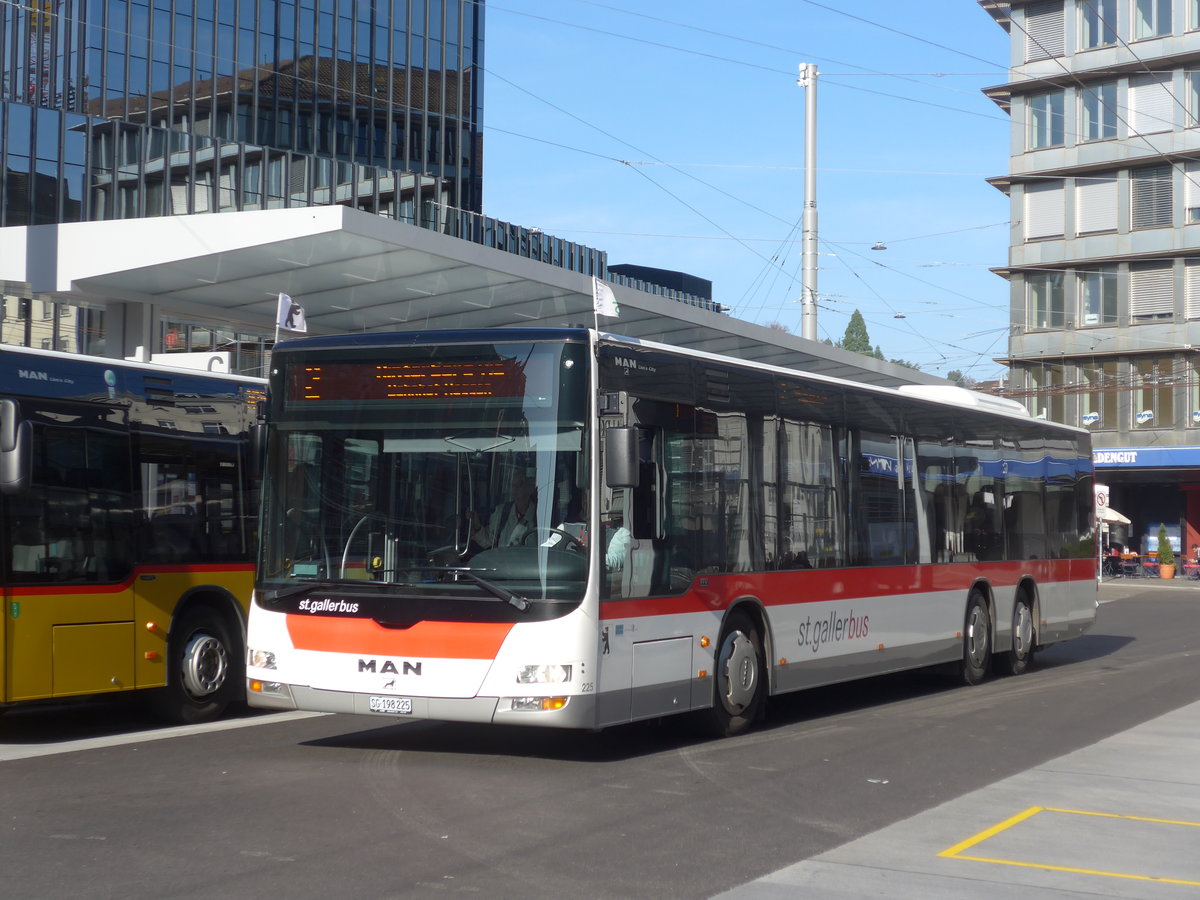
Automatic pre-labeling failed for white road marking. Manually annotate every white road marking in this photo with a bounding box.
[0,710,326,762]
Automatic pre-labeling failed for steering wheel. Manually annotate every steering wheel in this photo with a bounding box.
[521,527,585,552]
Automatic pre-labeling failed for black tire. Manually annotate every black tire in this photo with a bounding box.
[996,595,1035,677]
[960,591,992,686]
[150,606,242,724]
[703,610,766,737]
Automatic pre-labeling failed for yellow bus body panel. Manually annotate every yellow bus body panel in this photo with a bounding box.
[2,564,253,703]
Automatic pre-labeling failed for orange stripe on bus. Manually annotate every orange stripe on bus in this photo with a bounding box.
[286,616,514,659]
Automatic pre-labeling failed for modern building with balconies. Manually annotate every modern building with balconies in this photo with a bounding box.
[982,0,1200,556]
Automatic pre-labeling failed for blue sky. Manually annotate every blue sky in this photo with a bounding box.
[479,0,1015,382]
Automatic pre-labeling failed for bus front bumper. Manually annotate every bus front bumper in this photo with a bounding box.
[247,679,600,729]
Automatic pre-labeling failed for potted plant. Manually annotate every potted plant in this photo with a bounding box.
[1157,524,1176,579]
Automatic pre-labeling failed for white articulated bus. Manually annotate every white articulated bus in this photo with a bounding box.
[246,328,1096,735]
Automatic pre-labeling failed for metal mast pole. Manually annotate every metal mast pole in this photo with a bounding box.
[798,63,819,341]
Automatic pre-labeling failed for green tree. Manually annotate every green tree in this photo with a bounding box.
[832,311,920,371]
[947,369,978,388]
[1157,524,1175,568]
[838,310,873,354]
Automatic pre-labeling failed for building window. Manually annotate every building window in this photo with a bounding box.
[1192,0,1200,29]
[1081,0,1118,47]
[1185,261,1200,318]
[1186,161,1200,222]
[1029,91,1066,149]
[1081,359,1119,429]
[1130,165,1173,228]
[1189,359,1200,426]
[1133,356,1177,428]
[1028,363,1067,422]
[1129,73,1174,134]
[1079,267,1118,325]
[1130,262,1174,320]
[1189,72,1200,128]
[1134,0,1172,37]
[1025,180,1065,239]
[1028,272,1066,329]
[1076,173,1118,232]
[159,317,271,377]
[1,292,106,356]
[1026,1,1066,60]
[1081,82,1118,140]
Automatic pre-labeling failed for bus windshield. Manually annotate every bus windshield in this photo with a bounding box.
[258,339,591,611]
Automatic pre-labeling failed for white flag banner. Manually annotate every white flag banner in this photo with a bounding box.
[592,277,620,318]
[276,292,307,333]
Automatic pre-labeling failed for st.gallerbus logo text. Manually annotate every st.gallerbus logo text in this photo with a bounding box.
[797,610,870,654]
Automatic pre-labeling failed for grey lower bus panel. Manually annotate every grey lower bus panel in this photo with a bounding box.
[249,681,605,729]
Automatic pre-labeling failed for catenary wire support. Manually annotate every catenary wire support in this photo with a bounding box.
[798,63,819,342]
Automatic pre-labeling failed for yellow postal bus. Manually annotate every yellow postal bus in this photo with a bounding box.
[0,345,264,722]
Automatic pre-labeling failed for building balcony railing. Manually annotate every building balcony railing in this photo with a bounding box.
[435,203,725,315]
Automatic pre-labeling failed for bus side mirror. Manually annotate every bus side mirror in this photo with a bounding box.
[605,426,639,488]
[0,398,31,495]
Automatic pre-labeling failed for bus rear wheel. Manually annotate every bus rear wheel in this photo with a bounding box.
[703,611,765,737]
[996,596,1035,677]
[150,607,242,724]
[960,592,992,686]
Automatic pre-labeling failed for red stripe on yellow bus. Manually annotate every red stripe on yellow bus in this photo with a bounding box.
[286,616,514,659]
[600,558,1095,620]
[139,563,256,575]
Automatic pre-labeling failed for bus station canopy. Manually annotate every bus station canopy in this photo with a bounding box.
[3,205,944,389]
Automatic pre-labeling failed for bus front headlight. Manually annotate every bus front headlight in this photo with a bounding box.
[516,664,572,684]
[249,649,277,670]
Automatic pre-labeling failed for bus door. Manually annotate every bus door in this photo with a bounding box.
[0,403,136,703]
[130,427,258,700]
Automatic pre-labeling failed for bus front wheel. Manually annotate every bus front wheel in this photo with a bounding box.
[960,592,992,686]
[704,611,765,737]
[151,606,242,724]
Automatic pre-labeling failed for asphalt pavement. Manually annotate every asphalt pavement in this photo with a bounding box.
[717,578,1200,899]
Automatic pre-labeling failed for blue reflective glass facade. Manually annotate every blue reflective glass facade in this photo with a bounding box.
[1,0,483,225]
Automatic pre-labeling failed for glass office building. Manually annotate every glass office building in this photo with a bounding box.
[1,0,482,225]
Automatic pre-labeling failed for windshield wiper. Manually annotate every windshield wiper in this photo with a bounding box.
[404,565,530,612]
[458,569,530,612]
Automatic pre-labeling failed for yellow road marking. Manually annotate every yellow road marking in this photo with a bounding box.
[940,806,1200,887]
[938,805,1044,858]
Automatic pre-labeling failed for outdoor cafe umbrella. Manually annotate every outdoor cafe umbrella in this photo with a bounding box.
[1098,506,1132,525]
